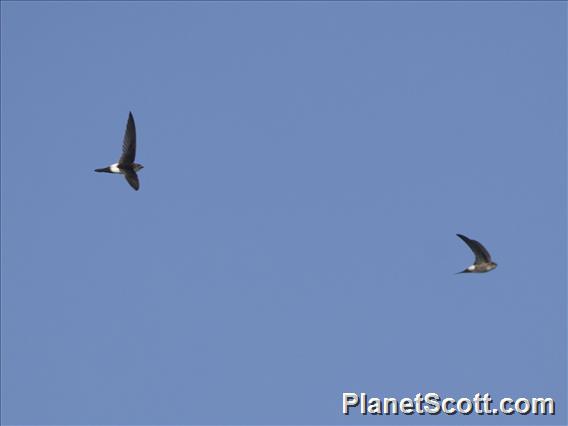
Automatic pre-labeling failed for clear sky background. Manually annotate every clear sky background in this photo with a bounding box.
[1,1,566,425]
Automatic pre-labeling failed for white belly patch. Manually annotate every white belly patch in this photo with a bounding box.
[109,163,122,174]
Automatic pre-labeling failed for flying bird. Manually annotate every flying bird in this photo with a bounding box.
[456,234,497,273]
[95,112,143,190]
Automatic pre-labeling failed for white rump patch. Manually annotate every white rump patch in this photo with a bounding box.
[467,265,476,271]
[109,163,122,174]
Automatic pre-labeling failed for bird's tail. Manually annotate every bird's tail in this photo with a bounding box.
[94,167,111,173]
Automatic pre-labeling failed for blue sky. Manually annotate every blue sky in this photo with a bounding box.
[1,1,565,425]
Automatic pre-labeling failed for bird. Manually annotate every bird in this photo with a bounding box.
[95,112,143,191]
[456,233,497,273]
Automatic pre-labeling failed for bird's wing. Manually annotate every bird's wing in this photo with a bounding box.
[124,170,140,191]
[457,234,492,263]
[118,112,136,165]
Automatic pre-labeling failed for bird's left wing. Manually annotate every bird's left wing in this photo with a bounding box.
[457,234,492,263]
[119,112,136,165]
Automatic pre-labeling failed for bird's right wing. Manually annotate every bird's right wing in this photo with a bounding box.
[119,112,136,165]
[124,170,140,191]
[456,234,492,263]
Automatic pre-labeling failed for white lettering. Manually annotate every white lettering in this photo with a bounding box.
[457,397,473,414]
[342,393,359,415]
[400,397,414,414]
[500,397,514,414]
[425,392,440,414]
[442,397,456,414]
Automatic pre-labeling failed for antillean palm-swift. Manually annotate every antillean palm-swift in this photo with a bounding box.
[95,112,143,191]
[456,234,497,273]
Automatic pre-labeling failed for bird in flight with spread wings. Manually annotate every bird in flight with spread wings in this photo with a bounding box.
[456,234,497,273]
[95,112,144,191]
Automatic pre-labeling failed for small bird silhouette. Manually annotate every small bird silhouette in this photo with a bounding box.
[95,112,143,191]
[456,234,497,273]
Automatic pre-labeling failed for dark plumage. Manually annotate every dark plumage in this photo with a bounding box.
[456,234,497,273]
[95,112,143,191]
[120,112,137,165]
